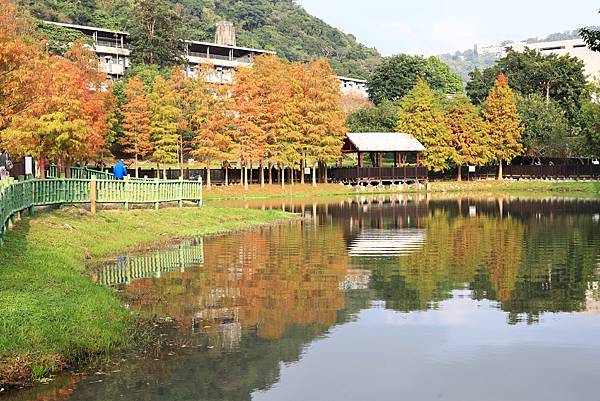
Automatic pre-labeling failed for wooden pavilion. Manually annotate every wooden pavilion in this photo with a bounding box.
[330,132,428,184]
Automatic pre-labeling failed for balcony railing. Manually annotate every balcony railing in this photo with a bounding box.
[95,39,129,49]
[187,52,253,64]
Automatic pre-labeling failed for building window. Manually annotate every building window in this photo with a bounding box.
[541,46,566,51]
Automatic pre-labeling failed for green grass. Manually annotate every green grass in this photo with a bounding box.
[203,181,600,201]
[0,206,294,387]
[428,180,600,196]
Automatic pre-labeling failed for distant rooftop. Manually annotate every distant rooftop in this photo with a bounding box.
[186,39,276,55]
[43,21,276,54]
[346,132,425,152]
[44,21,128,35]
[336,75,367,83]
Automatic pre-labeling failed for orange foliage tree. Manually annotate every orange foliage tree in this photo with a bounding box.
[2,38,113,177]
[190,80,237,188]
[121,76,153,177]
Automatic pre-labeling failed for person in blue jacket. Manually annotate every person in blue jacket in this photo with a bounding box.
[113,159,128,179]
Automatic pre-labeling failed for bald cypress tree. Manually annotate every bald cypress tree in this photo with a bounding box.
[397,78,455,172]
[484,74,523,179]
[445,95,492,181]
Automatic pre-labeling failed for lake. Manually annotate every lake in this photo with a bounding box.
[9,195,600,401]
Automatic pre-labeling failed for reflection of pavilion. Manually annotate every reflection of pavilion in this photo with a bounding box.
[348,229,426,257]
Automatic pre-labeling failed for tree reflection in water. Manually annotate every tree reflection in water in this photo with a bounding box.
[8,195,600,401]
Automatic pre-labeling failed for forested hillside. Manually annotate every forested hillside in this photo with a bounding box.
[16,0,381,78]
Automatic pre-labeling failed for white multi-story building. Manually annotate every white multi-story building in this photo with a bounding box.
[476,43,509,58]
[43,21,369,91]
[336,76,369,99]
[509,39,600,80]
[44,21,276,83]
[476,37,600,81]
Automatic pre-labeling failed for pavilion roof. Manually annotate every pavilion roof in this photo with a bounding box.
[346,132,425,152]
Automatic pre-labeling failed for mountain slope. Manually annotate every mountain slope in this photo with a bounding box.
[17,0,382,78]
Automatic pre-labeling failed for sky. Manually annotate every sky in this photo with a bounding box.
[296,0,599,56]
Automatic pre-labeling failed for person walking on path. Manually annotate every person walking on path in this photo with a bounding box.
[0,150,13,180]
[113,159,128,180]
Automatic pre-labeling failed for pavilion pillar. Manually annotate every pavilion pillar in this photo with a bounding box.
[358,152,363,168]
[416,153,420,166]
[379,152,383,167]
[394,152,398,168]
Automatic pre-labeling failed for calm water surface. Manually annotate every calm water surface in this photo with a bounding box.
[10,195,600,401]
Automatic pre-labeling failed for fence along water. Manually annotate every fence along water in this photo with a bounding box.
[0,175,203,244]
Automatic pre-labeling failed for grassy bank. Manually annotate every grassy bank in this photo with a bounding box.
[203,180,600,201]
[0,206,295,388]
[428,180,600,195]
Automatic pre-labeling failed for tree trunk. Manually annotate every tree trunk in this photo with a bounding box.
[300,158,305,184]
[135,154,139,178]
[156,163,160,179]
[179,135,184,179]
[244,166,249,190]
[323,163,328,183]
[260,161,265,187]
[312,164,317,187]
[65,160,72,178]
[249,161,253,185]
[206,163,211,189]
[39,155,46,179]
[280,166,285,188]
[290,167,294,186]
[497,159,503,180]
[457,165,462,182]
[239,160,244,186]
[225,166,229,186]
[268,163,273,185]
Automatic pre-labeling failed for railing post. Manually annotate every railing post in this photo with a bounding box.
[154,179,160,210]
[58,174,65,209]
[90,176,97,214]
[197,176,203,207]
[178,176,183,208]
[123,176,129,211]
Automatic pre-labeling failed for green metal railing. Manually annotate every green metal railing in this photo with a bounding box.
[93,239,205,286]
[0,176,203,244]
[47,165,116,180]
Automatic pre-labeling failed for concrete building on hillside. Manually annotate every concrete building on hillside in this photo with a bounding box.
[43,20,368,89]
[476,43,508,58]
[44,20,275,83]
[476,37,600,81]
[336,76,369,99]
[509,39,600,80]
[44,21,130,77]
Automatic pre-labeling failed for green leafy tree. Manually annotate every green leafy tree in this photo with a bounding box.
[516,94,571,158]
[484,74,523,179]
[128,0,186,67]
[444,95,492,181]
[580,11,600,52]
[465,68,498,106]
[576,81,600,157]
[397,79,455,172]
[466,49,587,122]
[368,54,463,104]
[346,100,399,133]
